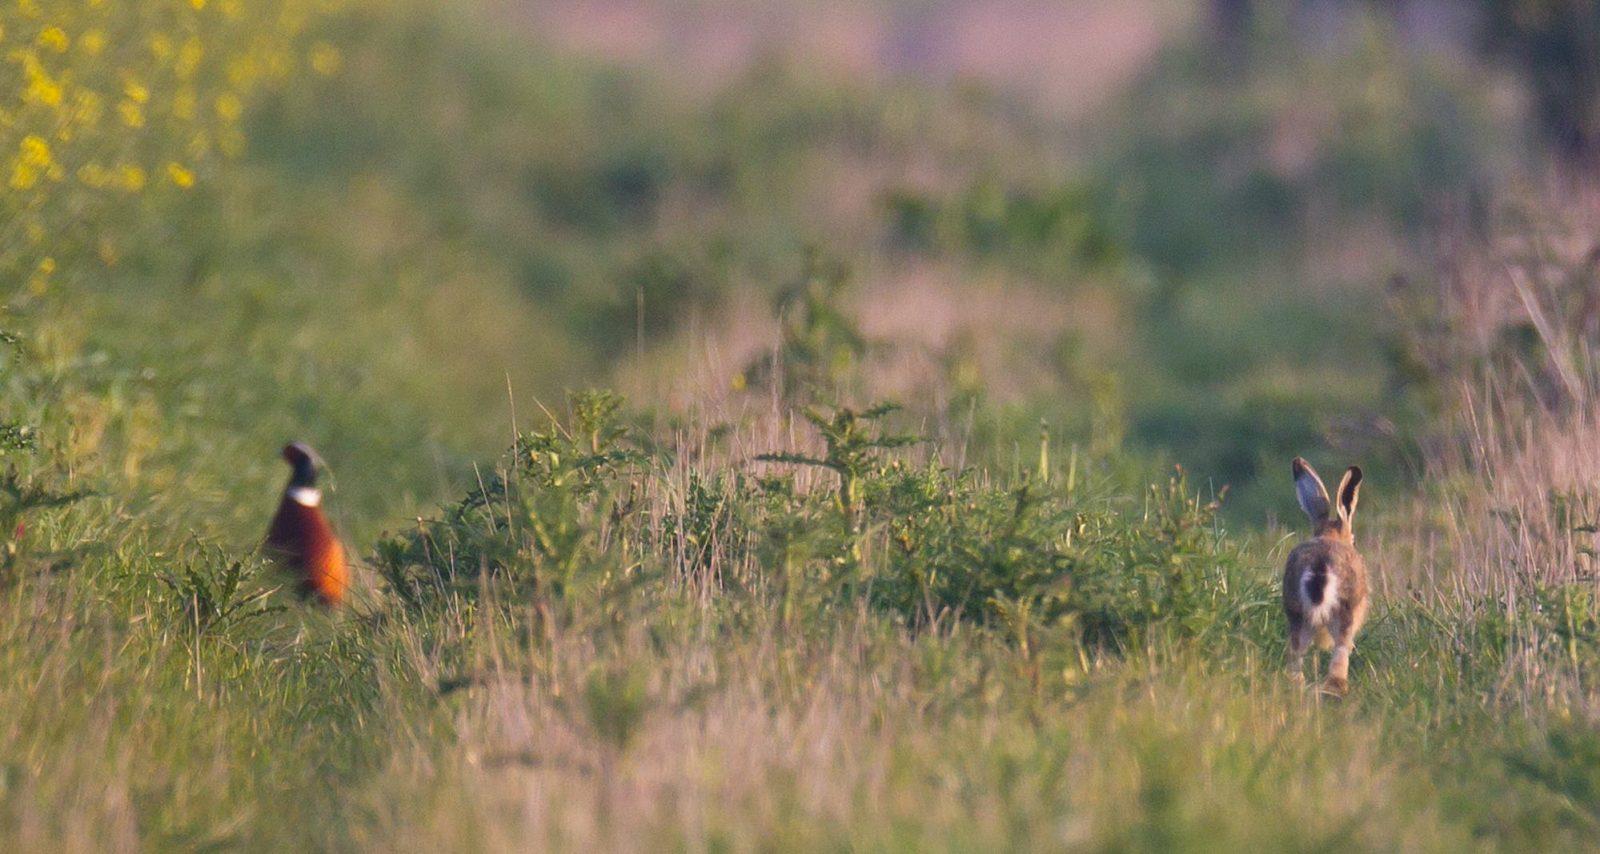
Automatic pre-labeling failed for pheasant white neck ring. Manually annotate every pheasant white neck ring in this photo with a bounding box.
[288,487,323,507]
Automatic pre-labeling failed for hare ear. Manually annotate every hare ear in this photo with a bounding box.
[1293,457,1331,523]
[1336,466,1362,525]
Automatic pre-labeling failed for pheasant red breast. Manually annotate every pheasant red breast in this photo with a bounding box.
[264,442,348,607]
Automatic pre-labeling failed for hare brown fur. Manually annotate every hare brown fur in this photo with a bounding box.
[1283,457,1367,695]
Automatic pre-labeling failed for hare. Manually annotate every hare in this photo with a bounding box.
[1283,457,1367,695]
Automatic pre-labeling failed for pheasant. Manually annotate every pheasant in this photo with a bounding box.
[264,442,348,607]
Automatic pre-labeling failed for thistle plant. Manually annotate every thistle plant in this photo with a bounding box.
[757,402,916,560]
[159,547,282,642]
[375,390,646,609]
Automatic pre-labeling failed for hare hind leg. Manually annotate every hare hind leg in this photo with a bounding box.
[1324,644,1351,694]
[1286,615,1313,684]
[1323,602,1367,695]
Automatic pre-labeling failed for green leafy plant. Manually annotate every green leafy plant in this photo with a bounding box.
[659,472,746,588]
[375,390,646,609]
[756,402,916,560]
[0,470,88,575]
[159,547,283,641]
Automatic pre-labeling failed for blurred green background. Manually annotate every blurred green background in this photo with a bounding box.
[11,0,1593,534]
[240,0,1548,522]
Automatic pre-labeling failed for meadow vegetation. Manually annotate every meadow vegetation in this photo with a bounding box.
[3,0,1600,850]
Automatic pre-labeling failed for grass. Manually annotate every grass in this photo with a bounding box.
[3,0,1600,850]
[5,363,1600,848]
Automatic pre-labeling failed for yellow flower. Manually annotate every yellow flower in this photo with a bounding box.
[265,51,291,80]
[19,135,54,167]
[309,42,342,76]
[226,56,256,87]
[119,164,146,191]
[37,26,68,53]
[190,0,208,8]
[10,135,63,188]
[215,92,242,121]
[124,80,149,104]
[24,65,63,106]
[166,162,195,188]
[80,30,105,56]
[10,163,39,190]
[29,257,54,295]
[118,101,145,128]
[175,38,203,78]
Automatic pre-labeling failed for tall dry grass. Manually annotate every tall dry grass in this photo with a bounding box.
[1391,185,1600,602]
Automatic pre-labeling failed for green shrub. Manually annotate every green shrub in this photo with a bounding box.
[374,390,645,609]
[378,390,1258,663]
[869,462,1252,652]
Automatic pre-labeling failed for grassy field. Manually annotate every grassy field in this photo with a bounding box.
[4,0,1600,850]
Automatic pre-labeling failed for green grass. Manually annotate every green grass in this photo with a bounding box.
[4,404,1599,848]
[4,342,1599,849]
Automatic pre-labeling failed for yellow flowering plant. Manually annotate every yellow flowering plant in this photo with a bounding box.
[0,0,344,296]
